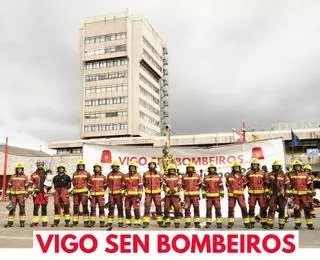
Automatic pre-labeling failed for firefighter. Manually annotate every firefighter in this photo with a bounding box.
[182,162,201,228]
[246,158,268,229]
[29,160,50,227]
[266,160,290,229]
[202,163,224,228]
[226,160,249,229]
[71,160,91,227]
[106,160,124,228]
[163,164,182,228]
[4,162,29,228]
[304,164,316,218]
[143,160,163,228]
[289,160,314,230]
[51,163,72,227]
[123,161,143,228]
[89,163,107,228]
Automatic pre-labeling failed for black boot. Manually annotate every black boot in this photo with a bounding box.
[269,224,274,229]
[142,222,149,228]
[307,224,315,230]
[279,224,284,230]
[244,223,250,229]
[227,223,233,229]
[158,222,164,228]
[42,222,48,227]
[20,222,25,228]
[106,225,113,231]
[294,224,301,230]
[174,223,180,228]
[84,222,90,228]
[184,222,191,228]
[204,223,211,228]
[195,223,201,228]
[262,222,268,230]
[249,222,255,229]
[30,223,38,227]
[217,223,223,229]
[4,223,13,228]
[118,223,124,228]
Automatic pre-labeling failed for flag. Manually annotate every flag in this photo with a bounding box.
[291,129,301,146]
[233,130,246,142]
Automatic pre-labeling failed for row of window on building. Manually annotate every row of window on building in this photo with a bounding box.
[139,98,160,116]
[142,36,162,62]
[139,73,159,94]
[85,58,128,70]
[84,110,128,119]
[140,65,160,84]
[85,71,127,82]
[85,32,127,44]
[84,123,128,132]
[139,111,160,127]
[139,86,160,105]
[143,49,162,72]
[85,83,128,95]
[85,96,128,106]
[139,123,160,136]
[84,44,127,56]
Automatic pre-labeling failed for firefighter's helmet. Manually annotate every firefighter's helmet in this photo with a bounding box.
[36,160,45,166]
[250,158,260,165]
[76,159,85,166]
[56,163,66,170]
[272,160,282,166]
[292,160,303,166]
[148,159,158,166]
[129,161,138,169]
[208,163,217,170]
[185,162,195,169]
[111,160,121,167]
[15,162,24,169]
[231,160,241,168]
[93,163,103,170]
[167,164,177,171]
[303,164,312,172]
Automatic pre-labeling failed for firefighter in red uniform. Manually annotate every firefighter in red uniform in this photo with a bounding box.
[246,158,268,229]
[304,164,316,218]
[5,162,29,228]
[266,160,290,229]
[51,163,72,227]
[89,163,107,228]
[289,160,314,230]
[106,160,124,228]
[182,162,201,228]
[143,160,163,228]
[71,160,91,227]
[226,160,249,229]
[202,163,224,228]
[163,164,182,228]
[123,161,143,228]
[29,160,50,227]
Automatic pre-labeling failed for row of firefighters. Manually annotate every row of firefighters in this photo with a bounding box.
[4,158,317,230]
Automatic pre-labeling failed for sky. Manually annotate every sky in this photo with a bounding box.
[0,0,320,152]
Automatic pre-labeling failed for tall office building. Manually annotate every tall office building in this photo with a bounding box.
[80,13,169,139]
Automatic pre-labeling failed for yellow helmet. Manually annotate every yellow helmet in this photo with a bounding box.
[111,160,121,167]
[292,160,303,166]
[208,163,217,170]
[36,160,45,166]
[57,163,66,170]
[231,160,241,168]
[15,162,24,169]
[185,162,195,169]
[76,159,85,166]
[272,160,282,166]
[303,164,312,171]
[250,158,260,165]
[167,164,177,171]
[129,161,138,168]
[93,162,103,170]
[148,159,158,166]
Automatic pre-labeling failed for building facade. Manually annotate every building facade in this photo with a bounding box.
[80,13,168,139]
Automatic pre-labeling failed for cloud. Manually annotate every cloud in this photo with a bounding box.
[0,0,320,150]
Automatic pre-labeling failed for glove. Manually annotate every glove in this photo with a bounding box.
[8,194,12,200]
[220,193,224,198]
[202,194,206,199]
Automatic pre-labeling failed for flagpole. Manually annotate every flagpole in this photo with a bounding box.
[2,137,8,201]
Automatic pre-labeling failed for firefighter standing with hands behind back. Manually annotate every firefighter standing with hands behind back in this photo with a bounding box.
[304,164,316,218]
[226,160,250,229]
[182,162,201,228]
[89,163,107,228]
[71,160,91,227]
[289,160,314,230]
[163,163,182,228]
[123,161,143,228]
[202,163,224,229]
[5,162,29,228]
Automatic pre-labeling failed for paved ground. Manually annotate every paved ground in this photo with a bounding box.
[0,199,319,248]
